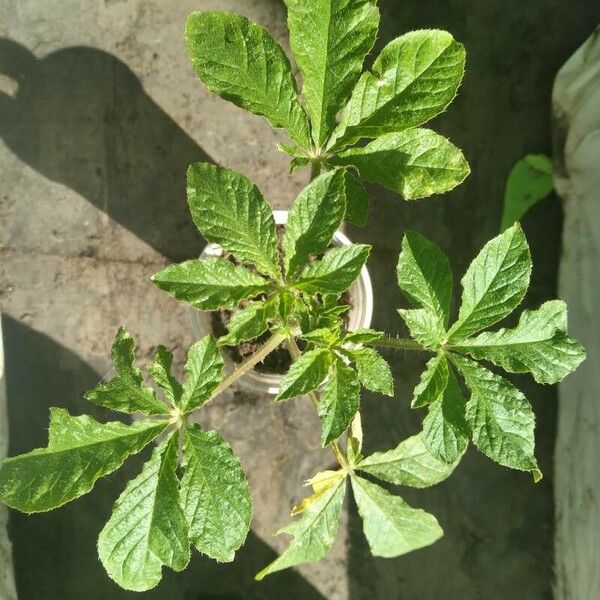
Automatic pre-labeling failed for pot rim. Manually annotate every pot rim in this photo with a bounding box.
[189,210,374,395]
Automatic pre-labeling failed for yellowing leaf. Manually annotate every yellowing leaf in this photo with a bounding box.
[291,469,345,516]
[256,475,346,579]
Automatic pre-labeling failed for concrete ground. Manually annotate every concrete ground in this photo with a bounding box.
[0,1,597,599]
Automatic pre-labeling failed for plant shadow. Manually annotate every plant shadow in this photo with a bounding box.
[0,38,208,262]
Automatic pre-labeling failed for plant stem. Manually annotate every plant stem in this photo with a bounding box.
[207,331,288,402]
[369,336,425,351]
[310,160,322,181]
[285,337,350,470]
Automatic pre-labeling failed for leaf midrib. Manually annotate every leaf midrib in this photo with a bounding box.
[14,421,166,461]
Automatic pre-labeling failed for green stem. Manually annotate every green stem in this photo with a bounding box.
[369,336,425,351]
[207,332,287,402]
[310,160,322,181]
[285,337,349,470]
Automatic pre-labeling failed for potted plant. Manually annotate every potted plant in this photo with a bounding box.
[0,1,585,592]
[190,209,374,395]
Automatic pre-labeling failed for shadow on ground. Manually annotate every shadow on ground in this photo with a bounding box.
[0,38,207,262]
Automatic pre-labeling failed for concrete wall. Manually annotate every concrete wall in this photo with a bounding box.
[554,28,600,600]
[0,1,597,599]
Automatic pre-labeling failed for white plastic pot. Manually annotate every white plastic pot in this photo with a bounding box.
[189,210,374,395]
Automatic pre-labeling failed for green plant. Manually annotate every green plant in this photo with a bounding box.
[500,154,554,231]
[0,2,584,592]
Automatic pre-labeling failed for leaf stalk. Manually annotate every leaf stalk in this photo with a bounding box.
[369,336,424,351]
[285,337,350,470]
[207,331,288,403]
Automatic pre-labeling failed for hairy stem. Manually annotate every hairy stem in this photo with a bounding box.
[208,331,288,402]
[286,337,350,470]
[369,336,425,351]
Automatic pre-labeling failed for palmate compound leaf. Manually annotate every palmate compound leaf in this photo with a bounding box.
[346,347,394,396]
[85,327,168,415]
[282,168,347,277]
[148,345,183,407]
[256,473,346,579]
[284,0,379,147]
[152,258,271,311]
[357,433,460,488]
[180,425,252,563]
[450,300,585,385]
[185,12,311,148]
[450,353,542,481]
[98,432,190,592]
[448,223,531,341]
[276,348,333,401]
[180,336,224,413]
[187,163,282,281]
[329,29,466,150]
[397,230,453,329]
[350,476,443,558]
[332,129,469,200]
[318,358,360,446]
[421,366,470,464]
[294,244,371,295]
[0,408,167,513]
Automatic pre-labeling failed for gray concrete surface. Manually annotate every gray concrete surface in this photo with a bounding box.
[0,1,597,599]
[554,28,600,600]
